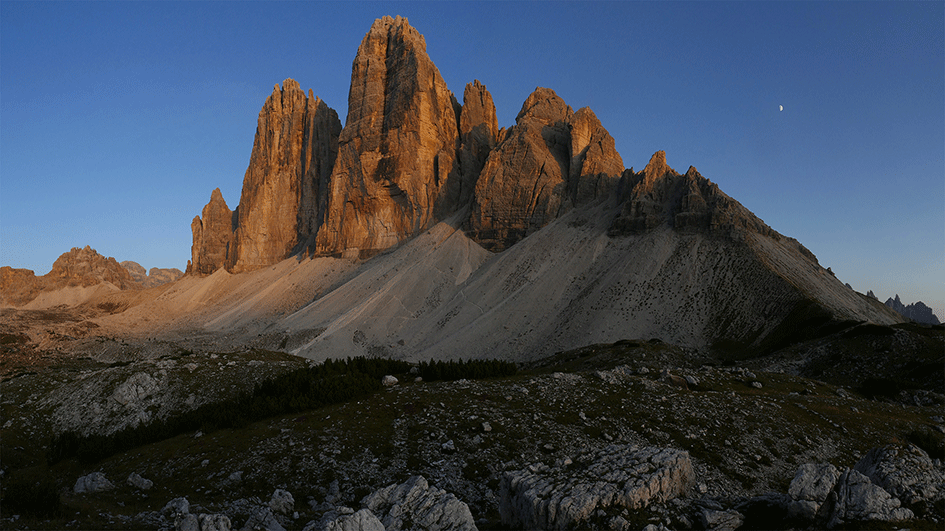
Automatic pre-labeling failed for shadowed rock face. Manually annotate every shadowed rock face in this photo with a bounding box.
[452,80,499,213]
[466,88,575,251]
[235,79,341,271]
[466,88,626,251]
[315,15,462,257]
[609,151,786,241]
[189,188,237,275]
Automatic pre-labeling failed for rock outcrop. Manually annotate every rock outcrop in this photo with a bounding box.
[234,80,341,271]
[452,80,499,210]
[189,189,237,275]
[608,151,784,240]
[787,463,841,520]
[315,16,461,258]
[854,444,945,517]
[74,472,115,494]
[362,475,477,531]
[121,261,183,288]
[467,88,583,251]
[885,295,942,325]
[499,445,694,529]
[1,246,145,307]
[47,245,140,290]
[823,469,914,528]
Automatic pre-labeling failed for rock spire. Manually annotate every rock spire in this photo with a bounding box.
[234,79,341,271]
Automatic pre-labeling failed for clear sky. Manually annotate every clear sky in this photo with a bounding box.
[2,1,942,317]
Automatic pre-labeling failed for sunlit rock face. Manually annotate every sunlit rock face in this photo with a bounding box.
[315,16,462,257]
[234,79,341,271]
[189,188,237,275]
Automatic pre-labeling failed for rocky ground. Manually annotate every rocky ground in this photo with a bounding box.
[1,331,943,530]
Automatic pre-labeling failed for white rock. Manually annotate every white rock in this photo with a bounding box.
[362,475,477,531]
[198,513,232,531]
[241,507,286,531]
[304,508,384,531]
[163,497,190,516]
[175,513,199,531]
[74,472,115,494]
[382,375,398,386]
[825,468,914,528]
[854,444,945,515]
[269,488,295,515]
[499,445,694,530]
[127,472,153,490]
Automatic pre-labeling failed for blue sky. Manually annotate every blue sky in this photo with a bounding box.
[1,1,942,316]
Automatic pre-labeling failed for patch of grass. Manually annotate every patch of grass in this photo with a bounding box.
[2,467,62,518]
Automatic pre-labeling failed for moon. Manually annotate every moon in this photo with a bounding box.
[779,105,783,111]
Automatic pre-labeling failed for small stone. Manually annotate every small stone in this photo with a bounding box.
[481,422,492,432]
[201,459,210,467]
[382,375,398,386]
[441,440,456,453]
[751,381,763,389]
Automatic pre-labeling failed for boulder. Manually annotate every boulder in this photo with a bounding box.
[163,497,190,517]
[382,375,399,386]
[303,508,384,531]
[700,508,744,531]
[362,475,477,531]
[787,463,840,520]
[240,507,286,531]
[269,488,295,515]
[176,514,199,531]
[823,468,913,528]
[127,472,153,490]
[74,472,115,494]
[199,514,233,531]
[499,444,694,529]
[854,444,945,517]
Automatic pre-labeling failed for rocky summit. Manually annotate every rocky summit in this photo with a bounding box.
[1,15,942,531]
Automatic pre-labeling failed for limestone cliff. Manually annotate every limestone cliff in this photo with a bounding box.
[234,79,341,271]
[452,80,499,211]
[466,88,625,251]
[315,16,461,257]
[188,188,236,275]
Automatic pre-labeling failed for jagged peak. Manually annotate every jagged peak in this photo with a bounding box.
[362,15,426,54]
[209,187,225,202]
[639,150,679,190]
[516,87,573,123]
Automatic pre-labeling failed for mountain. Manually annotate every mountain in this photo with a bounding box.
[120,261,184,288]
[885,294,942,325]
[3,16,905,361]
[1,246,139,308]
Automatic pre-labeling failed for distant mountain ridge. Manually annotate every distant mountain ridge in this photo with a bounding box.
[0,246,180,307]
[884,295,941,325]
